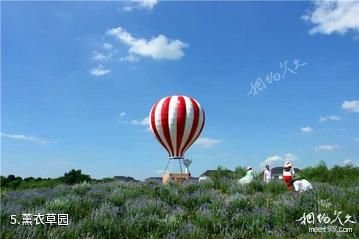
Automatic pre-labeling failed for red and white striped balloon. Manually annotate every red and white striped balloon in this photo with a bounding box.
[149,95,205,158]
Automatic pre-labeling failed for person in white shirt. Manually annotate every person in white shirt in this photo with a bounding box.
[291,179,313,193]
[263,165,272,183]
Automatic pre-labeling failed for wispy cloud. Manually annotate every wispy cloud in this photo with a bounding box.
[90,65,111,76]
[92,52,106,61]
[89,43,118,73]
[123,0,158,12]
[260,153,298,168]
[319,115,341,122]
[194,137,221,148]
[120,54,140,63]
[118,112,149,127]
[91,48,118,62]
[107,26,188,61]
[343,159,359,166]
[302,1,359,35]
[1,132,54,144]
[261,155,283,168]
[103,42,113,50]
[300,126,313,135]
[314,144,339,152]
[342,100,359,112]
[130,117,149,126]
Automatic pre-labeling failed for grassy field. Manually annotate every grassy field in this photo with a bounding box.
[1,177,358,239]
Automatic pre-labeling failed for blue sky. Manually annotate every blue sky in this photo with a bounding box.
[1,0,359,180]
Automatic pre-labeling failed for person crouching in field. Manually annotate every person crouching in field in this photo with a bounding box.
[238,166,255,185]
[290,178,313,193]
[283,161,295,191]
[263,165,272,183]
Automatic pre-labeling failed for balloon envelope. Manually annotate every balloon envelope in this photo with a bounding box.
[149,95,205,158]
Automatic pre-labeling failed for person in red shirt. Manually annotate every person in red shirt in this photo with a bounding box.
[283,161,295,191]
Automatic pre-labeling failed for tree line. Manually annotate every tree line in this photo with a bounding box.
[0,169,91,190]
[1,161,358,191]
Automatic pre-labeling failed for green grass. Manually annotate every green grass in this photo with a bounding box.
[1,179,358,239]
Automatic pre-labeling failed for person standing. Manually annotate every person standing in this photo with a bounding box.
[283,161,295,191]
[263,165,272,183]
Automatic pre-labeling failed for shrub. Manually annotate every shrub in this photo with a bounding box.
[300,161,359,187]
[61,169,91,185]
[264,180,288,195]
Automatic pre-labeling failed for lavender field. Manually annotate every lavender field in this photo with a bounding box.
[1,179,358,239]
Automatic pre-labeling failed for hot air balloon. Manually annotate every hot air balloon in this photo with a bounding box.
[149,95,205,183]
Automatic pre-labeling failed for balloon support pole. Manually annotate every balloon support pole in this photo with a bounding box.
[162,157,190,184]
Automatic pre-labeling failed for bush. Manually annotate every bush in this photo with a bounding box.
[61,169,91,185]
[300,161,359,187]
[264,181,288,195]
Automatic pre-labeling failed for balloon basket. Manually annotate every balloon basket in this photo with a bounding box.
[162,173,190,184]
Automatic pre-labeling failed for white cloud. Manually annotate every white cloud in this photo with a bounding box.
[342,100,359,112]
[314,144,339,152]
[92,49,118,62]
[194,137,221,148]
[140,117,149,125]
[263,155,282,165]
[260,153,299,168]
[300,126,313,135]
[129,117,149,126]
[343,159,359,166]
[118,114,149,127]
[1,132,53,144]
[302,1,359,35]
[90,65,111,76]
[120,54,140,63]
[283,153,298,162]
[123,0,158,12]
[137,0,158,10]
[103,42,113,50]
[123,6,134,12]
[117,113,128,124]
[92,51,107,61]
[107,26,188,60]
[319,115,341,122]
[130,120,138,125]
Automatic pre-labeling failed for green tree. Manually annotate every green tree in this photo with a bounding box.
[61,169,91,185]
[300,161,329,182]
[8,178,22,190]
[234,166,246,179]
[7,174,16,181]
[0,176,8,187]
[300,161,359,186]
[24,177,35,182]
